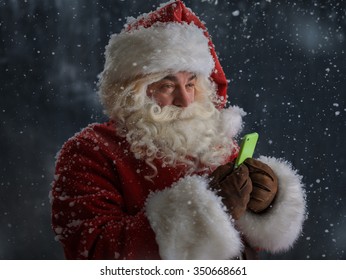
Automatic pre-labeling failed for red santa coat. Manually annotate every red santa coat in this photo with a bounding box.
[52,120,237,259]
[52,121,162,259]
[52,107,306,260]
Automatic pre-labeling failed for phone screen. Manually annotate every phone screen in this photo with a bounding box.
[234,132,259,168]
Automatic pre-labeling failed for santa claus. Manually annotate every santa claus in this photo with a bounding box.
[51,0,306,260]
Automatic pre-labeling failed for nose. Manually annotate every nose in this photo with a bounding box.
[173,86,193,108]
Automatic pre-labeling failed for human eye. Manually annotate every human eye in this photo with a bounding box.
[186,82,195,90]
[159,83,175,93]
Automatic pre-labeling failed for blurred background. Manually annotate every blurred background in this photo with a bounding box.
[0,0,345,259]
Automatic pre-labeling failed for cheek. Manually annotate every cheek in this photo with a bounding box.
[146,87,172,106]
[146,87,174,106]
[146,87,155,98]
[190,90,196,101]
[154,95,173,107]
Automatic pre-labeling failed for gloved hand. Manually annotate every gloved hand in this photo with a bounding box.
[244,158,278,213]
[209,162,252,220]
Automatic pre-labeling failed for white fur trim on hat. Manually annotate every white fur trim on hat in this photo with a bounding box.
[220,106,246,139]
[145,175,243,259]
[99,22,214,89]
[236,156,307,253]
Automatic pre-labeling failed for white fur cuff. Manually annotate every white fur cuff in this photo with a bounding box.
[145,175,243,259]
[236,156,307,253]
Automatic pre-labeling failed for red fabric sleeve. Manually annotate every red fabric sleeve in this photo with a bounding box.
[51,134,160,259]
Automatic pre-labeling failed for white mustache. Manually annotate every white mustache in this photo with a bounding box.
[147,101,215,123]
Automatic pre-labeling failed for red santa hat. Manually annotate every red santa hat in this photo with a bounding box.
[99,0,228,107]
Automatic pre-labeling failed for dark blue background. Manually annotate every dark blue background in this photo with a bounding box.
[1,0,345,259]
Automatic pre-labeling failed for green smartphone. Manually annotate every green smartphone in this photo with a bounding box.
[234,132,259,168]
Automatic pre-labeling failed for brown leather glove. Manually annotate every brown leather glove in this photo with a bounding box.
[209,162,253,220]
[244,158,278,213]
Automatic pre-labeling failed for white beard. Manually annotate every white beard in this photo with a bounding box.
[119,99,239,180]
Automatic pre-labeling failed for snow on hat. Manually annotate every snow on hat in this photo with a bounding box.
[99,0,228,107]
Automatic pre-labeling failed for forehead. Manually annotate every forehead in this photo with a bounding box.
[161,72,197,82]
